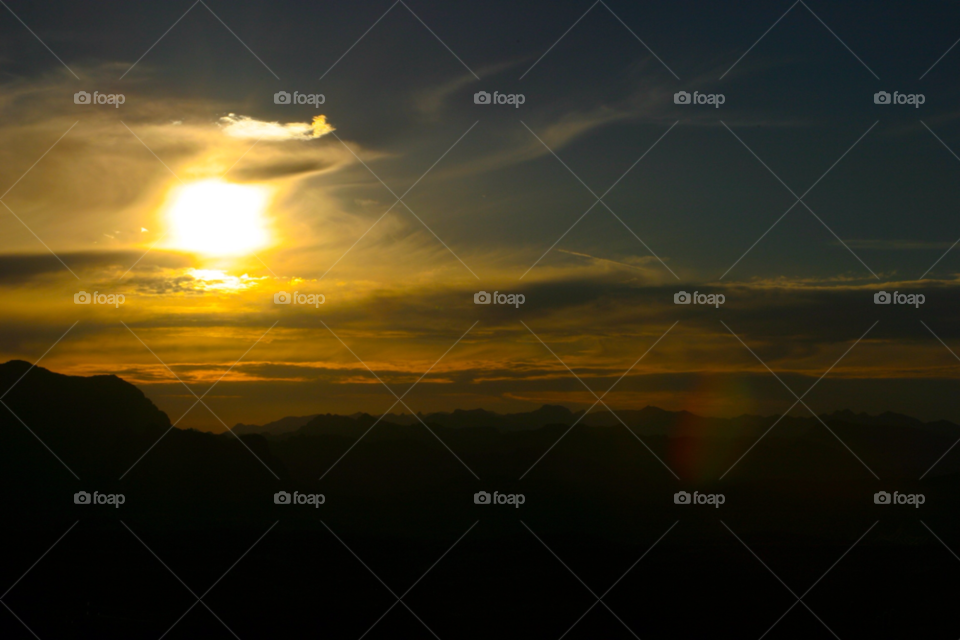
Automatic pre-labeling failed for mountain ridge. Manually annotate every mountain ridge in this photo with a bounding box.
[3,360,959,484]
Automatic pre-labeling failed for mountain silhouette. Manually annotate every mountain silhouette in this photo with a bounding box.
[0,360,284,522]
[2,361,959,639]
[4,360,959,487]
[233,413,318,436]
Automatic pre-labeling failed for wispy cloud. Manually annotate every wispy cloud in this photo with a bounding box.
[219,114,335,141]
[842,239,957,251]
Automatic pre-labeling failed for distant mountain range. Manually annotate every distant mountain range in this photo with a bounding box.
[233,414,319,436]
[2,359,958,490]
[233,404,585,436]
[235,402,959,439]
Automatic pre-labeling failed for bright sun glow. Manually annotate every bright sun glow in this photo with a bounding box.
[165,179,271,256]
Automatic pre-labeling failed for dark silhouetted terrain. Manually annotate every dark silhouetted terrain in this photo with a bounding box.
[2,361,959,639]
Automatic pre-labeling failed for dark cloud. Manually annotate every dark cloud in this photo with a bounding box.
[0,250,192,284]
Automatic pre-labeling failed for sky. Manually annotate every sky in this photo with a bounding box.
[1,0,960,429]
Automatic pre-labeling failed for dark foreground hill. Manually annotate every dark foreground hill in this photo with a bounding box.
[1,361,958,639]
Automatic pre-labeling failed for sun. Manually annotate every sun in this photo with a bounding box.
[164,179,272,256]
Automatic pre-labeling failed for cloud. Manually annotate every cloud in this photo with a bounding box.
[842,239,957,251]
[228,158,339,182]
[0,250,192,284]
[127,268,269,295]
[218,114,335,141]
[0,67,362,262]
[415,60,521,116]
[556,249,670,278]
